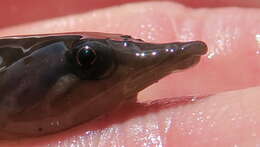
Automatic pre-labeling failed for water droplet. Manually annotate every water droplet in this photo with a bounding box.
[208,52,215,59]
[255,34,260,50]
[191,97,198,102]
[152,52,157,55]
[123,42,128,47]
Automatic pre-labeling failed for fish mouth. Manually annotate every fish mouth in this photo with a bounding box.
[124,41,207,94]
[173,41,207,69]
[158,40,207,71]
[138,40,208,71]
[173,55,202,70]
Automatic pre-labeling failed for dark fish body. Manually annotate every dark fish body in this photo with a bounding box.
[0,32,207,138]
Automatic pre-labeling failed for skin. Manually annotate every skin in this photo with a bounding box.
[0,0,259,146]
[0,32,206,138]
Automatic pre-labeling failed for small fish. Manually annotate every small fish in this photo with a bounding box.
[0,32,207,138]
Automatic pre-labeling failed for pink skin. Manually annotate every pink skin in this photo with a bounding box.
[0,0,260,146]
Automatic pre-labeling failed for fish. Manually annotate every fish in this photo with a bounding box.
[0,32,207,138]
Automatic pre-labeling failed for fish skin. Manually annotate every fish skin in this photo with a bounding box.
[0,32,207,138]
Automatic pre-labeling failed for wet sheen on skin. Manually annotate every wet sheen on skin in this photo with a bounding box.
[0,32,207,139]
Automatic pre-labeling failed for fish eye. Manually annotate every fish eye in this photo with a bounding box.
[68,40,116,80]
[76,45,97,68]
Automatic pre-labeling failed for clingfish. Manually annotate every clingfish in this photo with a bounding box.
[0,32,207,139]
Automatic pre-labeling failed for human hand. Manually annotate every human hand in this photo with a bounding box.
[0,0,259,146]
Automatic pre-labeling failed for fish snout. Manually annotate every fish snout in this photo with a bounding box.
[178,41,208,56]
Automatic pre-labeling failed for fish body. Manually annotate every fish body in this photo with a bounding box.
[0,32,207,138]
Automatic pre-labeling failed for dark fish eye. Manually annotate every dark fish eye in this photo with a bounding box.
[76,45,97,68]
[67,40,117,80]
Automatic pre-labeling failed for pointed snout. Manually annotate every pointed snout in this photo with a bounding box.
[132,41,208,67]
[179,41,208,56]
[113,40,208,74]
[117,40,208,94]
[133,41,207,57]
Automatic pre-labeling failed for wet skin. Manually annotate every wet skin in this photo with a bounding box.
[0,32,207,139]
